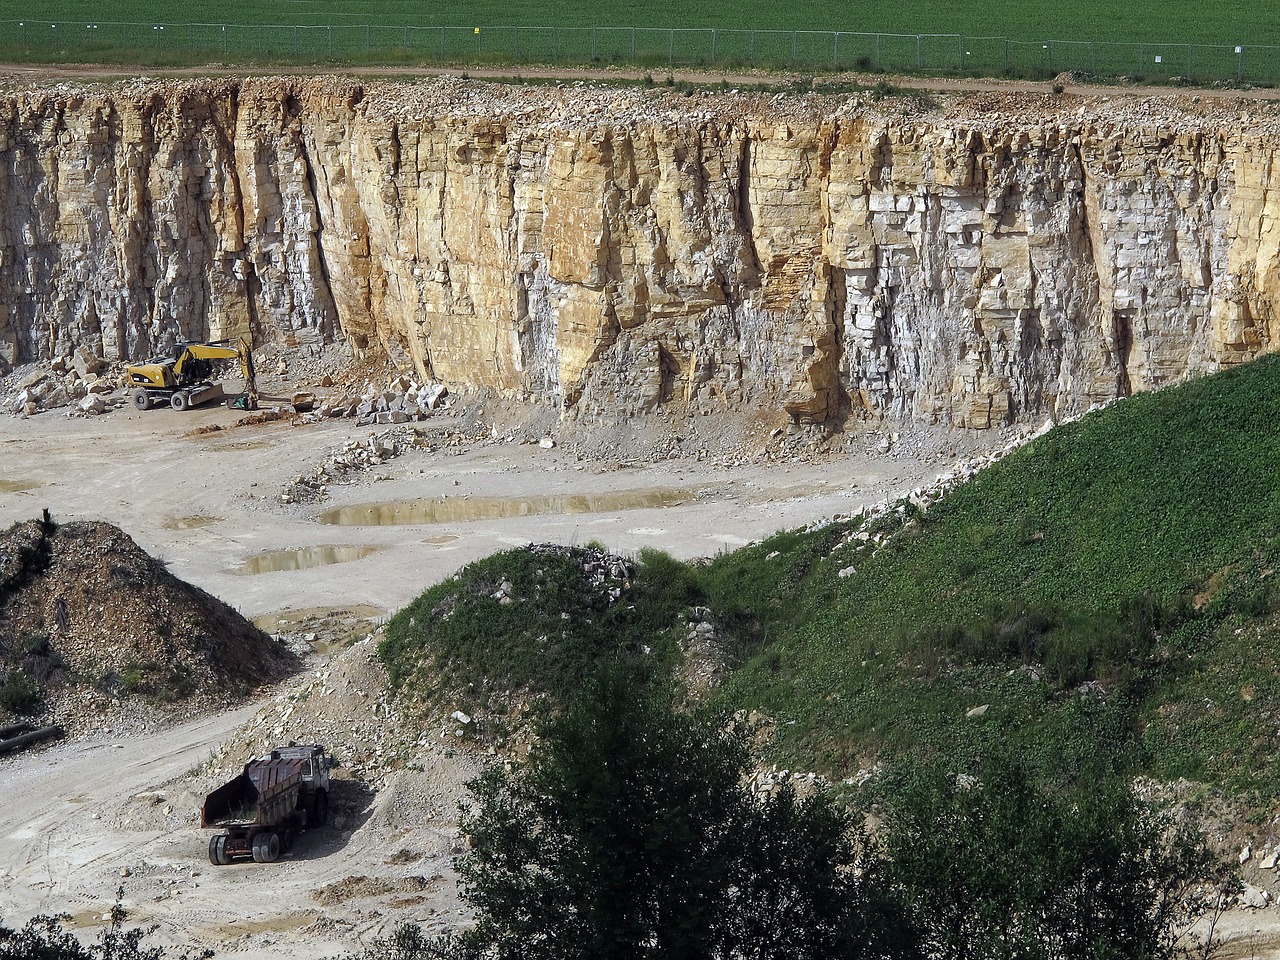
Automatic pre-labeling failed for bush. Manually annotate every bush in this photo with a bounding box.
[449,666,910,960]
[876,755,1236,960]
[0,670,41,715]
[0,887,213,960]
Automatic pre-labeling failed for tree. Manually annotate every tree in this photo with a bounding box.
[877,756,1234,960]
[452,665,911,960]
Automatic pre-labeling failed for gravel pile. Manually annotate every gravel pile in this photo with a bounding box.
[0,516,299,734]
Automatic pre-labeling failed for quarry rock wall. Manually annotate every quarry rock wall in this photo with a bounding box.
[1,77,1277,428]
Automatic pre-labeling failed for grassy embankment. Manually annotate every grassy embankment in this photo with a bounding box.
[383,355,1280,801]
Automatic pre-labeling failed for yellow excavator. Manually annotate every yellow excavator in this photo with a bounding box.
[127,337,259,412]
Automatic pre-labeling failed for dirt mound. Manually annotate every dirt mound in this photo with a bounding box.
[0,513,299,729]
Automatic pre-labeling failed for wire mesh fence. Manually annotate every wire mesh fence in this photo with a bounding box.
[0,20,1271,85]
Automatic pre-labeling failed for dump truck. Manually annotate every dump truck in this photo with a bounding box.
[126,336,258,412]
[201,744,331,865]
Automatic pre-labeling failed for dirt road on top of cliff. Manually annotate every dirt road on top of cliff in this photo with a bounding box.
[2,60,1277,101]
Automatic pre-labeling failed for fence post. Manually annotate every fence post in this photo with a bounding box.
[1238,46,1244,84]
[591,27,596,60]
[1003,37,1009,73]
[833,31,839,66]
[712,28,717,62]
[792,30,797,63]
[365,23,369,54]
[631,27,635,60]
[668,28,673,65]
[875,33,881,70]
[916,34,921,70]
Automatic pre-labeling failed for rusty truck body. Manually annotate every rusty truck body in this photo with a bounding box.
[202,744,331,864]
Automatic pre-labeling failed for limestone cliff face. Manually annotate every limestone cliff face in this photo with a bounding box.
[1,78,1277,428]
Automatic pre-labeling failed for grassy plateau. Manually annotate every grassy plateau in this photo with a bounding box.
[6,0,1278,83]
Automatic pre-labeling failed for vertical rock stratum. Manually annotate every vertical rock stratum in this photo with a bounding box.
[0,77,1276,428]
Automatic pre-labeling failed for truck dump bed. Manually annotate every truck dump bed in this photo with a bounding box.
[201,755,305,829]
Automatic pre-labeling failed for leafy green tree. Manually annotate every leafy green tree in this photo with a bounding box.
[877,756,1234,960]
[453,665,912,960]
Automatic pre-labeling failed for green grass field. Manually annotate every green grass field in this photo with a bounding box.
[5,0,1278,82]
[21,0,1279,43]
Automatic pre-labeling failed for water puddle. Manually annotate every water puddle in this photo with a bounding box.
[321,488,690,526]
[234,545,382,575]
[0,480,40,494]
[163,515,221,531]
[422,534,460,545]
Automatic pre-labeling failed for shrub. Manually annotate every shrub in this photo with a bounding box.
[450,666,911,960]
[876,755,1235,960]
[0,670,41,715]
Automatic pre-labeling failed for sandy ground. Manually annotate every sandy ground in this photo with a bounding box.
[0,400,943,957]
[0,403,939,623]
[3,401,1279,957]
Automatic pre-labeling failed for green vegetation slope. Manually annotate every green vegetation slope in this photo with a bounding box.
[383,354,1280,802]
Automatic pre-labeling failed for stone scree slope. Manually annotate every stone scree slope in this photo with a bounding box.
[0,78,1277,429]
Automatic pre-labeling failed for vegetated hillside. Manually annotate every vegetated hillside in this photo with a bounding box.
[383,355,1280,803]
[710,353,1280,798]
[380,543,706,737]
[0,516,299,723]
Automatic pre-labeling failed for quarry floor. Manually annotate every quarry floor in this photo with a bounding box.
[1,400,1279,957]
[0,397,944,957]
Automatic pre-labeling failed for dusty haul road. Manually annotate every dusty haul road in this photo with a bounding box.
[0,398,949,957]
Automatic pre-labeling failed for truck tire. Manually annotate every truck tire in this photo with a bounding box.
[170,391,190,411]
[312,790,328,828]
[252,830,281,863]
[208,834,231,866]
[131,388,151,411]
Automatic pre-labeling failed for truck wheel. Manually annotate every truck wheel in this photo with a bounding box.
[312,790,328,828]
[170,391,189,411]
[131,389,151,411]
[208,834,231,866]
[252,830,281,863]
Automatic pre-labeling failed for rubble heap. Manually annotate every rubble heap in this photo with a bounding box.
[0,515,299,729]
